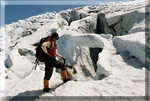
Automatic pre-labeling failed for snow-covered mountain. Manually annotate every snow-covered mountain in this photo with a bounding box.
[0,0,146,98]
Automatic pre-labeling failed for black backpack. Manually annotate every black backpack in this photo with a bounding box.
[34,36,50,70]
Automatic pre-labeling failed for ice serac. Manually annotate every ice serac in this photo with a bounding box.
[96,13,114,35]
[57,32,110,80]
[106,3,145,36]
[69,15,97,33]
[113,32,145,64]
[59,8,88,25]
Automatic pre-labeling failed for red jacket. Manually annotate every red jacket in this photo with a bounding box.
[45,37,57,57]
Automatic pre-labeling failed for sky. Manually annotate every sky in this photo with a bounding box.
[3,0,129,25]
[5,5,84,24]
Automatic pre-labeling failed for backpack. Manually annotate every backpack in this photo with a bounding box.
[34,36,51,70]
[35,36,51,62]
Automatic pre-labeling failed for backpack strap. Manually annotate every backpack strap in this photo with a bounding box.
[47,36,53,49]
[50,40,53,48]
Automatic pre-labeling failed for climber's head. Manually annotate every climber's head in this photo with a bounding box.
[51,32,59,40]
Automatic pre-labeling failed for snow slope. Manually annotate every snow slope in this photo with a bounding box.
[0,0,146,98]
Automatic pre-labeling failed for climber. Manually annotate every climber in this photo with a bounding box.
[40,32,71,92]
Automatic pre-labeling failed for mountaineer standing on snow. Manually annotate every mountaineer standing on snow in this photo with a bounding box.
[37,32,71,92]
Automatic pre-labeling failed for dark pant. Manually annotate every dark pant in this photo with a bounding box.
[44,57,65,80]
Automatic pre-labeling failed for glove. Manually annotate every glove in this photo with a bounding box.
[61,56,66,60]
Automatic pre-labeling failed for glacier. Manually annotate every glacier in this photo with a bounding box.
[0,0,147,99]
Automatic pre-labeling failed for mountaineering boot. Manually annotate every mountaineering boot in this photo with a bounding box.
[43,88,51,92]
[61,68,71,83]
[43,80,51,92]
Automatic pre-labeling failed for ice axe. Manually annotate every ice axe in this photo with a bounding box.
[62,58,77,74]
